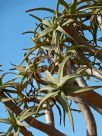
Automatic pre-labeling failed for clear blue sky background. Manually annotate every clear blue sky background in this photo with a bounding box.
[0,0,102,136]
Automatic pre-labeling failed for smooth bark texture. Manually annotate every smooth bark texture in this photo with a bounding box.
[86,67,102,80]
[44,105,55,136]
[74,96,97,136]
[83,92,102,114]
[76,77,97,136]
[44,105,55,127]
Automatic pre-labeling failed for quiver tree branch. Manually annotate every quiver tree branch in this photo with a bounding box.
[83,92,102,114]
[75,77,97,136]
[86,67,102,81]
[44,103,55,127]
[73,96,97,136]
[1,90,65,136]
[20,127,33,136]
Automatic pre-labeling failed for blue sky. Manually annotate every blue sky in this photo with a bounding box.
[0,0,102,136]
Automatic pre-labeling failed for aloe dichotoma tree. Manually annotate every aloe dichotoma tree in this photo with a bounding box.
[0,0,102,136]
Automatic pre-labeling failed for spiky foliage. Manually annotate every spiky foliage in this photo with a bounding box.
[0,0,102,135]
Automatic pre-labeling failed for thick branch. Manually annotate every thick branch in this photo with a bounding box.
[74,96,97,136]
[86,67,102,81]
[20,127,33,136]
[44,104,55,127]
[76,77,97,136]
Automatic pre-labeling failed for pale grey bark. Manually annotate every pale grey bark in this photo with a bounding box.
[44,105,55,127]
[86,66,102,81]
[76,77,97,136]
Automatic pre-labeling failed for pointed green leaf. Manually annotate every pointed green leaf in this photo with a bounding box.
[0,118,11,124]
[29,14,42,22]
[45,70,58,85]
[0,97,14,102]
[38,85,56,93]
[36,91,60,115]
[81,6,102,11]
[19,109,34,122]
[55,103,62,125]
[26,7,55,13]
[56,25,72,39]
[76,67,87,74]
[58,56,71,81]
[42,20,51,27]
[59,74,81,87]
[38,27,54,39]
[57,92,74,130]
[73,86,102,95]
[22,31,34,35]
[62,19,73,26]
